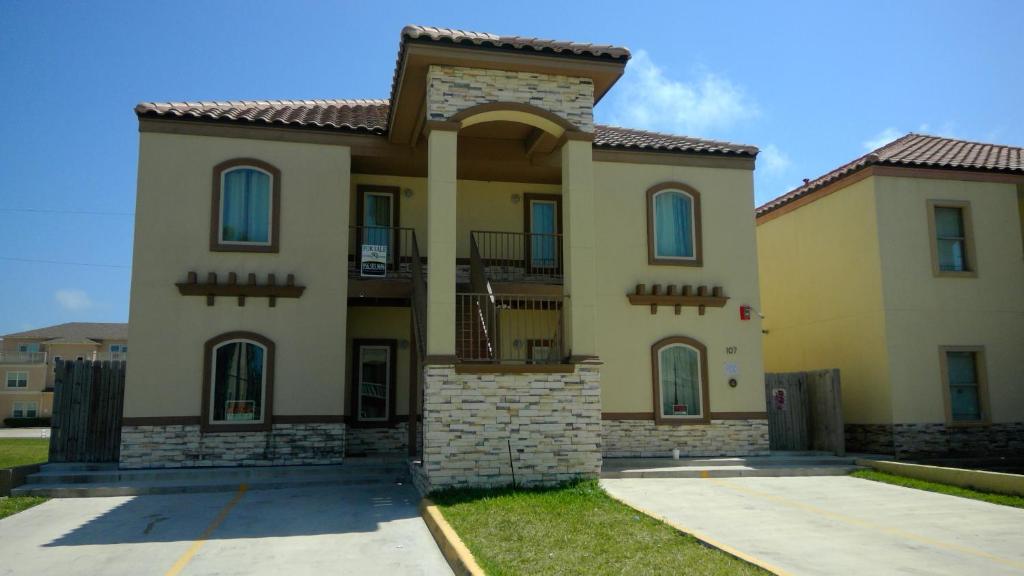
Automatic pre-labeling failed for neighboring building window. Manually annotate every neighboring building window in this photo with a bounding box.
[211,159,281,253]
[351,339,396,425]
[109,344,128,360]
[928,200,975,276]
[12,401,38,418]
[18,343,40,353]
[202,332,275,431]
[647,182,702,266]
[652,337,709,424]
[941,347,988,424]
[6,371,28,388]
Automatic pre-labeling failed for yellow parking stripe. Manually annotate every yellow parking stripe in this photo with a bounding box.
[708,478,1024,571]
[164,484,248,576]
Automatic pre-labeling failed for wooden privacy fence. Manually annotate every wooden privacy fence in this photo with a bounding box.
[49,359,126,463]
[765,369,844,455]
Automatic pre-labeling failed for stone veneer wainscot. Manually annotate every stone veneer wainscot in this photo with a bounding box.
[602,419,770,458]
[416,364,602,492]
[846,422,1024,458]
[119,423,345,468]
[346,422,421,456]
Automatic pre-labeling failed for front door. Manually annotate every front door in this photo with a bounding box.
[357,186,399,271]
[353,340,395,424]
[525,193,561,275]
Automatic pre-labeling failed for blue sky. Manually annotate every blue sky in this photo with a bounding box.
[1,0,1021,335]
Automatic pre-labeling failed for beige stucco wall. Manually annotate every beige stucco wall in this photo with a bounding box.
[594,161,766,415]
[126,132,351,418]
[757,178,892,424]
[345,306,413,418]
[874,176,1024,424]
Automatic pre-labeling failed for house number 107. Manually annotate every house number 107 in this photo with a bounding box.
[725,346,738,354]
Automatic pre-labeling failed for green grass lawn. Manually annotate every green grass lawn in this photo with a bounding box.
[0,438,49,469]
[852,469,1024,509]
[0,496,48,519]
[431,480,765,576]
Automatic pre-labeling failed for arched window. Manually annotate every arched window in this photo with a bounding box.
[202,332,274,431]
[647,182,702,266]
[652,337,709,424]
[211,159,280,252]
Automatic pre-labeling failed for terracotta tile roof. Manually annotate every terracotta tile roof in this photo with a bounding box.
[2,322,128,341]
[757,133,1024,217]
[135,100,389,134]
[400,25,631,61]
[137,100,756,158]
[594,125,757,156]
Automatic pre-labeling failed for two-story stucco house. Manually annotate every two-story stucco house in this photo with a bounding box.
[1,322,128,426]
[757,133,1024,458]
[124,26,767,489]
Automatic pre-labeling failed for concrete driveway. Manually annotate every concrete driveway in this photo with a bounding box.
[602,476,1024,576]
[0,427,50,439]
[0,483,451,576]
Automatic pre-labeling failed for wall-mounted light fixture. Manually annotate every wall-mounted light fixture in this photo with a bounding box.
[399,339,410,350]
[511,193,521,204]
[403,188,414,199]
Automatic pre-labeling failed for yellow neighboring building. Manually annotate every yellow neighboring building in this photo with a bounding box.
[125,26,767,487]
[757,134,1024,457]
[0,322,128,426]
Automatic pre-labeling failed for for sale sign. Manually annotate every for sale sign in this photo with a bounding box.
[225,400,256,421]
[360,244,387,278]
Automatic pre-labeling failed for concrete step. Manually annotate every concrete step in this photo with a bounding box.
[606,456,860,468]
[27,463,407,485]
[601,465,864,479]
[601,454,867,479]
[16,462,411,498]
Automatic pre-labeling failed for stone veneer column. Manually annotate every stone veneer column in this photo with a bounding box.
[561,138,597,358]
[426,127,458,357]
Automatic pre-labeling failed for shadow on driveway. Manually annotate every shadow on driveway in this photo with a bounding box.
[44,483,419,546]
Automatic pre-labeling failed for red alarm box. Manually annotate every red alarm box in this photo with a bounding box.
[740,305,752,320]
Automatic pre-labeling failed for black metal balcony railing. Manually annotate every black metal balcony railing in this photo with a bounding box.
[470,230,563,282]
[455,292,564,364]
[348,226,419,279]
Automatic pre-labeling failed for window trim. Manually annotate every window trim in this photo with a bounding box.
[5,370,28,388]
[646,182,703,266]
[927,199,977,278]
[210,158,281,253]
[349,339,398,428]
[651,336,710,425]
[939,345,990,427]
[201,331,275,433]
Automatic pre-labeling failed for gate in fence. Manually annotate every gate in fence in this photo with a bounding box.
[765,369,844,455]
[48,359,126,463]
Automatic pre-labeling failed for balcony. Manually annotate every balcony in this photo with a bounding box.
[348,226,421,280]
[470,230,563,285]
[455,292,564,364]
[0,351,46,364]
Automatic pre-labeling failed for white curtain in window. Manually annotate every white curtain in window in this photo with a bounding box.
[222,169,270,243]
[660,345,700,416]
[655,191,693,258]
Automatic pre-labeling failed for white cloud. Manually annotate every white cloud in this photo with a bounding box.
[55,289,93,311]
[607,50,758,135]
[759,144,791,175]
[863,127,902,151]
